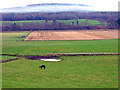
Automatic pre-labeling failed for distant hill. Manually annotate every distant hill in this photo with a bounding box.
[27,3,89,6]
[0,3,94,13]
[0,3,118,31]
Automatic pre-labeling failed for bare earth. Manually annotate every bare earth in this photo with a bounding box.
[24,30,118,41]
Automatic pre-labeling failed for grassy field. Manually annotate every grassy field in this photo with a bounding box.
[2,55,18,61]
[1,19,108,26]
[2,55,118,88]
[58,19,107,26]
[1,31,118,88]
[2,32,118,54]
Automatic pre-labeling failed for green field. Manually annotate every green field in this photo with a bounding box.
[2,56,118,88]
[58,19,107,26]
[2,55,18,61]
[1,32,118,88]
[1,19,108,26]
[2,32,118,54]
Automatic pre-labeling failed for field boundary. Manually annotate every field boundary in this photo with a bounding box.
[1,53,119,63]
[1,53,120,57]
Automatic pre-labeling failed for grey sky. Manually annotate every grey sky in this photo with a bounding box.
[0,0,119,11]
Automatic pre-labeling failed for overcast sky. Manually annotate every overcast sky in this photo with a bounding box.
[0,0,119,11]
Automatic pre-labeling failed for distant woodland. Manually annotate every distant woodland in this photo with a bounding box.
[1,12,118,31]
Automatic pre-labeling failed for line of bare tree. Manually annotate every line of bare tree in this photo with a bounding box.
[1,12,118,31]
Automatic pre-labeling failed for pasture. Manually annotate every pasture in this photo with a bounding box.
[2,56,118,88]
[58,19,108,26]
[1,31,118,88]
[1,19,108,26]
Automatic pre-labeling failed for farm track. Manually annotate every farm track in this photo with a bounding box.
[24,30,118,41]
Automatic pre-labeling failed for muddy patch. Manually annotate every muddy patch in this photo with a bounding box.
[25,56,60,60]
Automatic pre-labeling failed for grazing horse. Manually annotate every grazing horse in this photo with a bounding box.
[39,65,46,69]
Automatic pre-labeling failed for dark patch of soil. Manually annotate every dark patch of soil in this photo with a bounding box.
[0,57,21,63]
[26,56,60,60]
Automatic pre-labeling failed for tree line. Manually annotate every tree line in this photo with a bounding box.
[2,12,118,21]
[1,12,118,31]
[2,21,117,31]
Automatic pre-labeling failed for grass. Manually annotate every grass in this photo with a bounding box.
[58,19,107,26]
[1,31,118,88]
[2,55,118,88]
[2,55,18,61]
[2,32,118,54]
[1,20,45,23]
[1,19,108,26]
